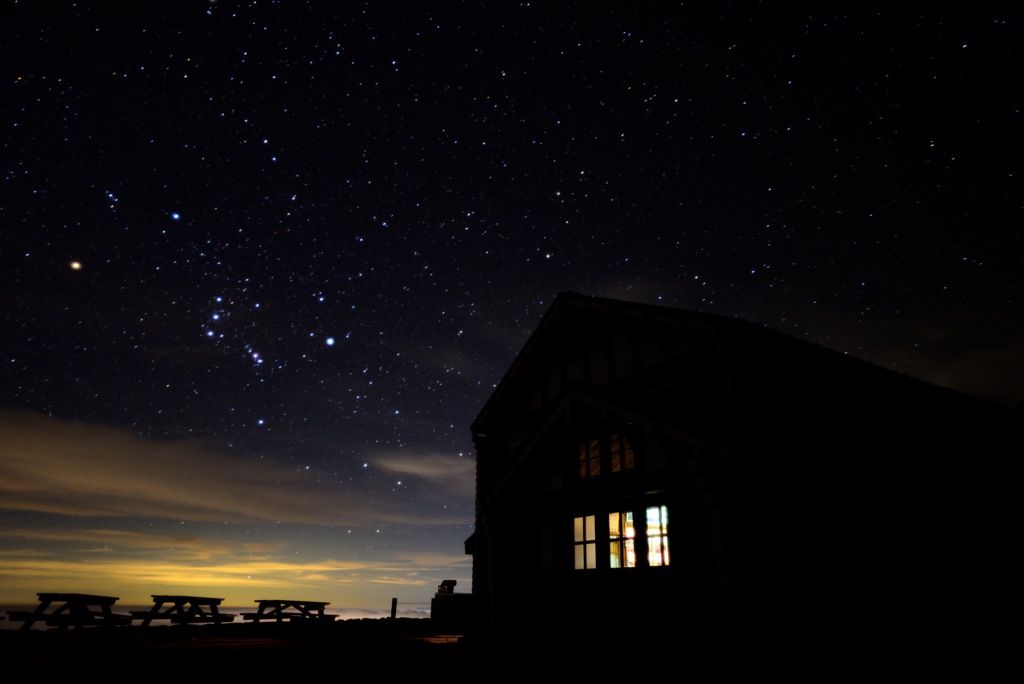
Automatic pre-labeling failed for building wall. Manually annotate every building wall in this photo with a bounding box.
[470,294,1020,658]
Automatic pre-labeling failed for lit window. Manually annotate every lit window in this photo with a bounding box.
[609,511,637,568]
[577,434,634,479]
[574,506,669,570]
[574,515,597,569]
[577,439,601,479]
[646,505,669,566]
[609,434,635,472]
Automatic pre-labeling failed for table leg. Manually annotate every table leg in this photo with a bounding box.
[146,602,164,626]
[18,601,52,632]
[56,603,80,631]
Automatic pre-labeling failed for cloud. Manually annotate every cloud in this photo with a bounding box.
[368,450,475,497]
[0,548,472,609]
[799,313,1024,409]
[0,526,231,559]
[0,408,473,527]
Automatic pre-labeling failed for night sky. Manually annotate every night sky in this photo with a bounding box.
[1,2,1021,616]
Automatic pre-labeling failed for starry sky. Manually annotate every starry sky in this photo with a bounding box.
[1,2,1021,617]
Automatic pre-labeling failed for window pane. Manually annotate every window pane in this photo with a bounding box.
[648,536,664,567]
[646,506,669,566]
[610,512,623,569]
[646,505,666,532]
[574,515,596,542]
[609,512,637,569]
[610,434,635,472]
[588,439,601,477]
[577,440,603,479]
[574,515,597,569]
[585,543,596,569]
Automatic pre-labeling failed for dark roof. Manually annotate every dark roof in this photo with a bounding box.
[472,291,1011,432]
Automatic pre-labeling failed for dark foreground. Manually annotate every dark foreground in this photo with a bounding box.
[4,619,670,679]
[0,618,780,678]
[3,618,1001,678]
[2,618,480,678]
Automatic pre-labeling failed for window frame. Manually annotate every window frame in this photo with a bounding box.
[575,432,636,481]
[572,504,669,571]
[573,514,598,570]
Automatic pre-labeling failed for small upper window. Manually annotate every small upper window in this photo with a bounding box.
[577,439,601,479]
[577,434,635,480]
[609,433,635,472]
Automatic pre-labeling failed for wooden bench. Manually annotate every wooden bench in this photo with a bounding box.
[243,599,334,623]
[129,610,236,625]
[241,612,335,622]
[42,612,133,627]
[132,595,235,626]
[7,611,38,622]
[167,614,236,624]
[7,593,131,631]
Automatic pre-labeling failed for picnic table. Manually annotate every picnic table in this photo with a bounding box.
[242,599,335,623]
[130,595,236,626]
[6,593,132,631]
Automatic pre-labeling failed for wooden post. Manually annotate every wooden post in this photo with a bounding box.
[390,597,397,619]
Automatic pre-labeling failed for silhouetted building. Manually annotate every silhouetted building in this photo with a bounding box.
[467,292,1018,664]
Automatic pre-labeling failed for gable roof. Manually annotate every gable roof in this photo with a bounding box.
[471,291,1011,435]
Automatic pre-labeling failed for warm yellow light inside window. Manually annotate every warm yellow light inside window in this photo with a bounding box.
[574,515,597,569]
[646,505,669,566]
[609,434,635,472]
[609,511,636,568]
